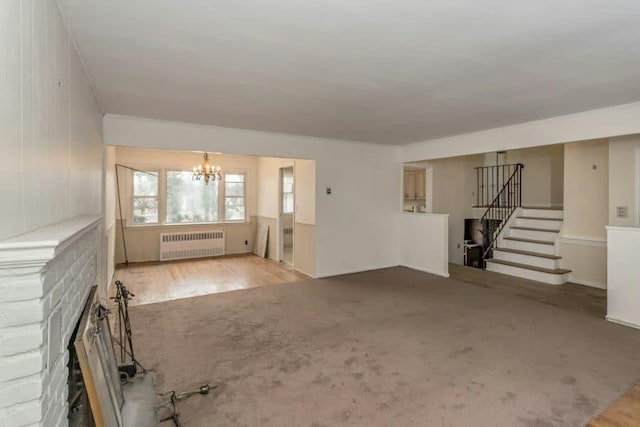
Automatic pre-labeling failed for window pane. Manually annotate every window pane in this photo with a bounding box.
[283,193,294,214]
[226,174,244,183]
[225,198,245,221]
[133,171,158,196]
[225,182,244,197]
[166,171,219,223]
[132,197,158,224]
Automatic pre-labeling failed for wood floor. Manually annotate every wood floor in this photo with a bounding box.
[449,263,606,319]
[588,382,640,427]
[111,253,308,306]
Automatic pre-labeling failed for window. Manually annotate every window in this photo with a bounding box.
[132,171,158,224]
[224,173,246,221]
[166,171,219,223]
[282,169,294,214]
[130,169,248,226]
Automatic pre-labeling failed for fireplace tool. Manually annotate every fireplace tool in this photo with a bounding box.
[158,383,217,426]
[110,280,146,379]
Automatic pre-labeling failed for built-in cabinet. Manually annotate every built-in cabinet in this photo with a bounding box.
[404,169,426,200]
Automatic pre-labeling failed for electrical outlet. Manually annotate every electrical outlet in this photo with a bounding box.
[326,187,332,195]
[457,243,461,249]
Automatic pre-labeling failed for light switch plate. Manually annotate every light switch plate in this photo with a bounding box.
[617,206,628,218]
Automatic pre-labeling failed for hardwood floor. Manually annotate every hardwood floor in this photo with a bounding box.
[111,253,308,306]
[448,263,606,319]
[588,382,640,427]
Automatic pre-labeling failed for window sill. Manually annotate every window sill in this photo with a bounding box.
[125,220,251,230]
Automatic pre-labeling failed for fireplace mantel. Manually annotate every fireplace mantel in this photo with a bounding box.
[0,215,102,268]
[0,215,103,427]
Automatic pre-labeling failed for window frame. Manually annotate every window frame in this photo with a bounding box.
[130,169,160,226]
[128,167,249,227]
[223,171,247,222]
[281,169,294,215]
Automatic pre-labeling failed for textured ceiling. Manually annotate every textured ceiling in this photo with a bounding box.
[60,0,640,144]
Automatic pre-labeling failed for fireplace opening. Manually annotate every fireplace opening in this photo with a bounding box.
[67,300,96,427]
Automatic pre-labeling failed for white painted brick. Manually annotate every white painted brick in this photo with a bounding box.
[0,374,43,408]
[1,220,100,427]
[0,268,41,280]
[0,299,44,328]
[0,275,43,303]
[47,282,64,310]
[0,324,46,356]
[0,351,44,383]
[40,267,56,297]
[0,399,43,426]
[41,398,66,427]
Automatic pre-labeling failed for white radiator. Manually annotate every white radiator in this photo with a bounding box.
[283,227,294,250]
[159,230,225,261]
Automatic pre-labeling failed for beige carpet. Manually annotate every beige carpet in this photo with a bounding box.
[129,267,640,426]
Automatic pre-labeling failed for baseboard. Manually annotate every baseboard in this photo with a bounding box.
[400,264,449,278]
[568,277,606,289]
[606,316,640,330]
[314,263,399,279]
[225,249,254,256]
[294,266,315,278]
[557,236,607,247]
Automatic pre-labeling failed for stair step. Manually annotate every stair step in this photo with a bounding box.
[510,226,559,233]
[503,236,555,245]
[521,206,564,210]
[517,216,563,221]
[520,208,563,219]
[485,259,571,275]
[493,248,560,260]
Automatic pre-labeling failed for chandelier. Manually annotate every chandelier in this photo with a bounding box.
[192,153,221,184]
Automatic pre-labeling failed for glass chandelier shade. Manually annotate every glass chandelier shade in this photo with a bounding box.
[192,153,221,185]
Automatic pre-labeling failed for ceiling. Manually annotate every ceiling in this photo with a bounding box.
[60,0,640,145]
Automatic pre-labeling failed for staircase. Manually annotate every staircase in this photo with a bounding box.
[485,207,570,285]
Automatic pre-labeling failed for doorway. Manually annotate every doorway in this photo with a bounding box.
[279,166,294,265]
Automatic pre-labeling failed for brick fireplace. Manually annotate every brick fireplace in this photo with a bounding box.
[0,216,103,427]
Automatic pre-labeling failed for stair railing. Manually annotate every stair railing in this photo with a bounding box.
[474,163,523,207]
[480,163,524,264]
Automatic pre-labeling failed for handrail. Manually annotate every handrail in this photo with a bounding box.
[474,163,523,207]
[480,163,524,264]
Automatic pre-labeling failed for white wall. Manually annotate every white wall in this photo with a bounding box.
[562,139,609,240]
[606,226,640,329]
[400,101,640,162]
[558,139,609,288]
[400,213,449,277]
[505,145,563,207]
[294,159,316,226]
[609,134,640,227]
[0,1,103,425]
[427,154,483,264]
[0,0,103,241]
[105,146,116,287]
[257,157,294,219]
[104,115,386,277]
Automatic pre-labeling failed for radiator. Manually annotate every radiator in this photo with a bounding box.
[159,230,225,261]
[283,227,293,250]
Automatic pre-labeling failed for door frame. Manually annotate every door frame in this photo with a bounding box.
[635,149,640,226]
[278,165,295,264]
